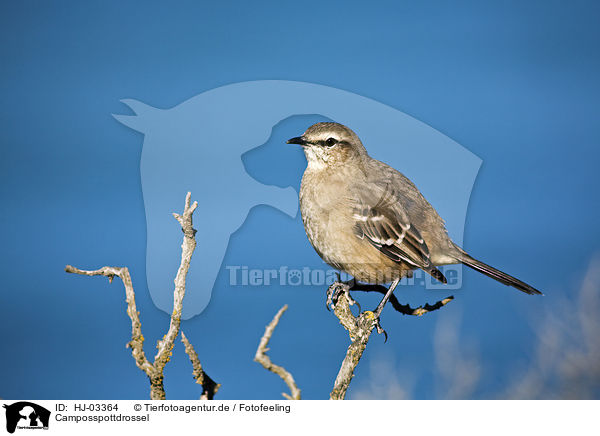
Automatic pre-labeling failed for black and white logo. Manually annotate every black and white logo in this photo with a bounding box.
[3,402,50,433]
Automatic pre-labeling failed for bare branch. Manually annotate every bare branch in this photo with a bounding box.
[254,305,301,400]
[65,192,200,400]
[64,265,154,377]
[330,283,376,400]
[154,192,198,374]
[403,297,454,316]
[181,331,221,400]
[349,282,454,316]
[329,281,454,400]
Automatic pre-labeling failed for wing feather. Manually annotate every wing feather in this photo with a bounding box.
[352,183,447,283]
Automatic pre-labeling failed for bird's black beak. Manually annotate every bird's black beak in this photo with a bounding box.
[286,136,308,146]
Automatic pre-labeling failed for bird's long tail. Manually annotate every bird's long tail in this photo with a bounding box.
[453,249,542,295]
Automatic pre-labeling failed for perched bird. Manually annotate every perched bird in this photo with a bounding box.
[287,122,541,319]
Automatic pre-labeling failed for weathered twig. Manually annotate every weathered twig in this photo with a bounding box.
[329,281,454,399]
[65,192,199,399]
[153,192,198,377]
[181,331,221,400]
[64,265,155,376]
[330,283,376,400]
[349,282,454,316]
[254,305,301,400]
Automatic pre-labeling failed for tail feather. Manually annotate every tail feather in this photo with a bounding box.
[456,252,542,295]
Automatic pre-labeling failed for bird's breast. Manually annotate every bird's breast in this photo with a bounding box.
[299,170,348,262]
[299,169,403,282]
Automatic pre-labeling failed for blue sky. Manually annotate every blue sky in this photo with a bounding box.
[1,0,599,400]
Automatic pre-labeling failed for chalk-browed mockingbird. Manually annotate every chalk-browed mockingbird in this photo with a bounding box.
[287,122,541,321]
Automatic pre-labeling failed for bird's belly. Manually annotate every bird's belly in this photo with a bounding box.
[300,198,407,284]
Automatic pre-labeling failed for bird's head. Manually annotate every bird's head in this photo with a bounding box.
[287,122,367,170]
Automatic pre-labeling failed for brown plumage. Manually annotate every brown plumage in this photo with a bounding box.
[289,122,542,296]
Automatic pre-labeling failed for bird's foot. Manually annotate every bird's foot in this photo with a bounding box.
[326,281,360,312]
[372,317,388,343]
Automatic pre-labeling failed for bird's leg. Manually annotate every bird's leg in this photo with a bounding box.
[370,278,400,339]
[373,278,400,318]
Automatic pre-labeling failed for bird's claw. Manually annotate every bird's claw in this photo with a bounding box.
[326,282,346,310]
[326,274,343,311]
[373,317,388,343]
[325,283,335,311]
[326,281,360,312]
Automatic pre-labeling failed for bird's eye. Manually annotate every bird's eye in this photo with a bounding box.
[325,137,337,147]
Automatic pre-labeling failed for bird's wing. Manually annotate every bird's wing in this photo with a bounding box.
[351,183,447,283]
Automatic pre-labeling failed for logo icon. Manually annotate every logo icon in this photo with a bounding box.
[3,402,50,433]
